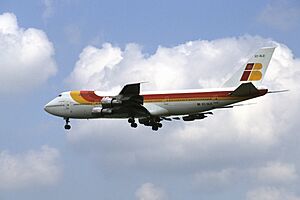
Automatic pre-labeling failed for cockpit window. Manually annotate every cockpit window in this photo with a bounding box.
[58,94,62,97]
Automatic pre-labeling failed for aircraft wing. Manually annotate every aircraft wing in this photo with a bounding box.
[118,83,140,96]
[114,83,150,117]
[116,83,144,104]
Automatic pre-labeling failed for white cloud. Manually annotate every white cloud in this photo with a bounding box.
[135,183,168,200]
[0,12,57,93]
[42,0,54,21]
[246,187,300,200]
[193,161,298,191]
[258,0,300,31]
[67,43,123,90]
[67,36,277,91]
[66,36,300,196]
[256,162,297,184]
[0,145,61,190]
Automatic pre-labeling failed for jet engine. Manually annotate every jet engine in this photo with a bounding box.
[92,106,113,115]
[101,97,122,108]
[182,113,206,121]
[182,112,213,121]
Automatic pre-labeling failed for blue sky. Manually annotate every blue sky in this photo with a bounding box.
[0,0,300,200]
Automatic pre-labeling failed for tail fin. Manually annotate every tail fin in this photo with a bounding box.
[223,47,275,87]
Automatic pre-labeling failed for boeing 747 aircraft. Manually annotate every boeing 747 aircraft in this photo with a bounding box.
[45,47,281,131]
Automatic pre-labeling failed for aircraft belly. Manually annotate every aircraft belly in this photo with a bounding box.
[159,101,209,115]
[69,104,94,118]
[69,105,129,119]
[143,103,169,116]
[66,99,242,119]
[68,104,145,119]
[152,99,241,115]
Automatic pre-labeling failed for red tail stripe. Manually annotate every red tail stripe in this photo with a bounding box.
[240,71,251,81]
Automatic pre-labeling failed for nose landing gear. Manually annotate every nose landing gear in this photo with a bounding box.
[64,118,71,130]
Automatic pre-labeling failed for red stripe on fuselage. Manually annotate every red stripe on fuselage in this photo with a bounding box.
[143,91,232,100]
[80,91,102,102]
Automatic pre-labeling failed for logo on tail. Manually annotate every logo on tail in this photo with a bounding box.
[223,47,275,87]
[240,63,263,81]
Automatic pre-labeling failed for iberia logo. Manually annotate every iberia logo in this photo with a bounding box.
[240,63,263,81]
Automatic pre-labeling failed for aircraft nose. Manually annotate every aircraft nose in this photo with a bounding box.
[44,102,51,113]
[44,101,53,114]
[44,99,60,115]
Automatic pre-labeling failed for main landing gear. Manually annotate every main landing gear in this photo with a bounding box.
[128,117,138,128]
[129,117,163,131]
[151,122,162,131]
[64,118,71,130]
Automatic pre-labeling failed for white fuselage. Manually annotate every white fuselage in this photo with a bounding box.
[44,87,266,119]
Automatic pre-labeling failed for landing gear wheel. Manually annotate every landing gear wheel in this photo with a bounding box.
[152,125,158,131]
[128,117,134,124]
[64,118,71,130]
[128,117,137,128]
[157,123,162,128]
[131,122,138,128]
[64,124,71,130]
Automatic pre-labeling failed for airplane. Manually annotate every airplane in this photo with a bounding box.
[44,47,283,131]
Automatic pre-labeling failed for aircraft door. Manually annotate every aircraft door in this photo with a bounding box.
[64,101,72,115]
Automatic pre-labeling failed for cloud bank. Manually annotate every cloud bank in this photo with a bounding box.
[66,36,300,197]
[0,145,61,190]
[0,12,57,93]
[135,182,168,200]
[246,187,300,200]
[67,36,278,91]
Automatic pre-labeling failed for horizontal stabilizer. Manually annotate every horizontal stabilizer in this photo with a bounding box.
[268,89,289,94]
[214,103,257,109]
[230,82,259,97]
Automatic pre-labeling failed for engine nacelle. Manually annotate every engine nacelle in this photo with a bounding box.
[182,114,206,121]
[101,97,122,108]
[92,106,113,115]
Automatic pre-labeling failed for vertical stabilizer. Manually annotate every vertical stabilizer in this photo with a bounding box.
[223,47,275,87]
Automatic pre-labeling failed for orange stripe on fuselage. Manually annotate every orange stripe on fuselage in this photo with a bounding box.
[70,91,94,104]
[69,89,268,104]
